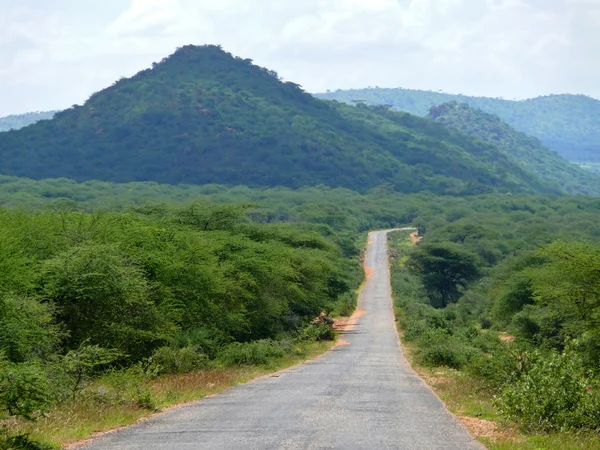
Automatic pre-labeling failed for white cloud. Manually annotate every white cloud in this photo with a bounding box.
[0,0,598,116]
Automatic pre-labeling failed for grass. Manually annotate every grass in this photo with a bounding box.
[7,340,334,447]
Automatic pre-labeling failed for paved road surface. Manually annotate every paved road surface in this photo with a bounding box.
[82,230,481,450]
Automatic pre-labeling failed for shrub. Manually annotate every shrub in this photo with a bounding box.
[297,324,335,342]
[495,348,600,431]
[0,359,52,421]
[418,340,477,369]
[0,433,56,450]
[217,340,290,366]
[150,346,208,375]
[337,292,357,317]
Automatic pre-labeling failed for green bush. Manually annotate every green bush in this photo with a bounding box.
[217,340,290,366]
[336,292,357,317]
[171,328,225,359]
[402,320,428,341]
[0,359,52,421]
[297,324,335,342]
[495,348,600,431]
[150,346,208,374]
[0,433,56,450]
[418,340,477,369]
[466,351,517,388]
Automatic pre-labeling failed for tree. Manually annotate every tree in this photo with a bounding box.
[407,243,481,308]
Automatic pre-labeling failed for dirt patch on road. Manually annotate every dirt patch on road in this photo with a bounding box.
[334,309,367,332]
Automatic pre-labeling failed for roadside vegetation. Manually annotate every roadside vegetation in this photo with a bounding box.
[0,203,361,448]
[2,178,600,447]
[389,220,600,448]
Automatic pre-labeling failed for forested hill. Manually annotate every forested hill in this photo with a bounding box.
[0,111,57,132]
[315,88,600,162]
[428,102,600,196]
[0,45,557,196]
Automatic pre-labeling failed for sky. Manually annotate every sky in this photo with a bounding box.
[1,0,599,116]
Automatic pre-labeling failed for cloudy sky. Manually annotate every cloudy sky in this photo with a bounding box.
[1,0,598,116]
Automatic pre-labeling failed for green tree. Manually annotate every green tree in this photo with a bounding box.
[407,243,481,307]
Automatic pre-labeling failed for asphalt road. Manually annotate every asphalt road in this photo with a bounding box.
[81,230,481,450]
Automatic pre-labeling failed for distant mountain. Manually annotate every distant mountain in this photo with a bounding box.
[0,111,58,132]
[0,45,561,196]
[315,88,600,162]
[427,102,600,196]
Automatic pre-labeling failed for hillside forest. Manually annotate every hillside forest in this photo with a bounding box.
[1,45,600,448]
[317,88,600,163]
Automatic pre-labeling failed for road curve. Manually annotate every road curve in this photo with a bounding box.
[81,230,481,450]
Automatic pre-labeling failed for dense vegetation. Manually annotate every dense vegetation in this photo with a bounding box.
[0,45,565,196]
[428,102,600,196]
[389,193,600,434]
[2,173,600,444]
[0,199,363,445]
[0,112,57,132]
[316,88,600,162]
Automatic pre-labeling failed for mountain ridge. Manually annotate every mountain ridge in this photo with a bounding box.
[0,45,566,196]
[315,88,600,162]
[427,102,600,196]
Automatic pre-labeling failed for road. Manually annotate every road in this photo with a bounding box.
[81,230,481,450]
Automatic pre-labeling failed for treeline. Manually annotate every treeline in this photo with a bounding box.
[0,112,56,132]
[316,88,600,162]
[389,194,600,433]
[0,203,361,439]
[428,102,600,197]
[0,46,562,196]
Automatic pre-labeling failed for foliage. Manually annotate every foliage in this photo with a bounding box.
[316,88,600,162]
[428,102,600,196]
[0,46,560,196]
[496,348,600,431]
[149,346,208,375]
[62,343,123,399]
[0,358,52,421]
[406,243,481,307]
[0,112,56,132]
[217,340,292,366]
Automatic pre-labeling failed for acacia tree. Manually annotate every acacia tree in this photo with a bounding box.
[407,243,481,308]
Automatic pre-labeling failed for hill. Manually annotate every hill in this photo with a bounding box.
[427,102,600,196]
[315,88,600,162]
[0,111,57,131]
[0,45,559,196]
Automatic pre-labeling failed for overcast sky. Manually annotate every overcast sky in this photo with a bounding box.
[1,0,598,116]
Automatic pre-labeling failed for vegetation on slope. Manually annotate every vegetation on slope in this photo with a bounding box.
[0,111,57,132]
[0,45,559,196]
[316,88,600,162]
[428,102,600,196]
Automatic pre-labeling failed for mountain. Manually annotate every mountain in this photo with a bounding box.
[427,102,600,196]
[315,88,600,162]
[0,45,560,196]
[0,111,57,132]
